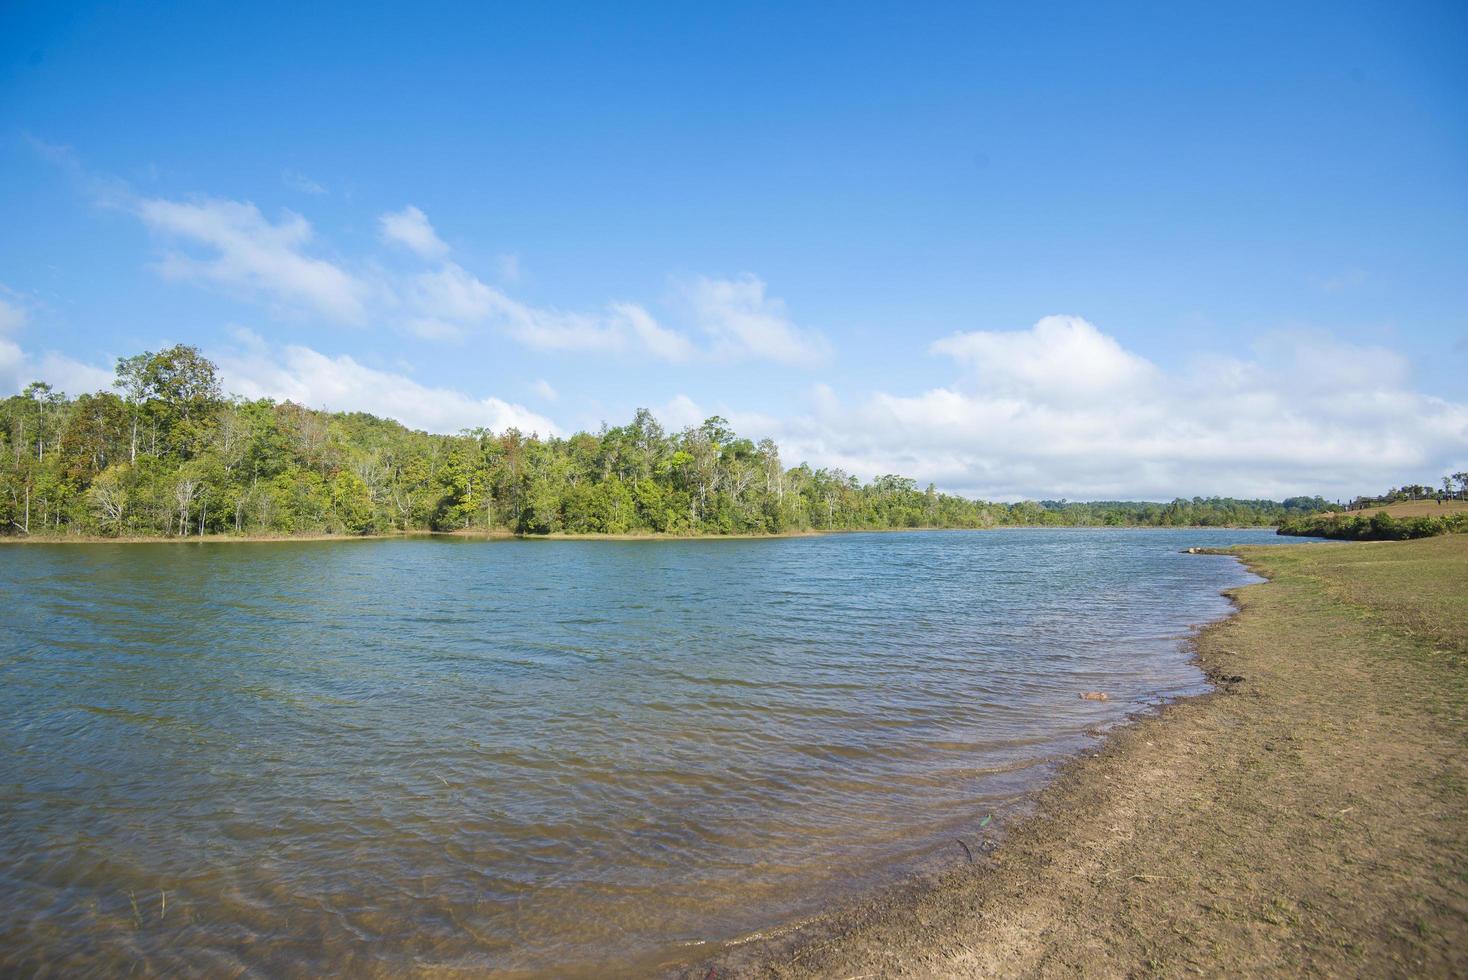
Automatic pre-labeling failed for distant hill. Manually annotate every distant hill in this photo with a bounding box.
[1279,499,1468,541]
[1344,499,1468,520]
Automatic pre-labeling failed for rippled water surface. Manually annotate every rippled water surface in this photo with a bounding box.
[1,529,1288,974]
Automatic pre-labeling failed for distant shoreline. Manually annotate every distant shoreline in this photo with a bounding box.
[0,524,1285,545]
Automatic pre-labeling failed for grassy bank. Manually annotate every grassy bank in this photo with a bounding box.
[1279,499,1468,541]
[694,535,1468,977]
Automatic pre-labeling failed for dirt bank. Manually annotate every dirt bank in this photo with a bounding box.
[689,535,1468,978]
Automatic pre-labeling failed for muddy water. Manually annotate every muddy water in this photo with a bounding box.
[0,529,1280,974]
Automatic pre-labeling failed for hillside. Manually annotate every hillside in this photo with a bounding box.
[1278,499,1468,541]
[1341,499,1468,520]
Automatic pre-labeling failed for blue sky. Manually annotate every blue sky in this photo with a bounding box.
[2,1,1465,499]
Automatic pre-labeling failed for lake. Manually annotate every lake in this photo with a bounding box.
[0,528,1288,975]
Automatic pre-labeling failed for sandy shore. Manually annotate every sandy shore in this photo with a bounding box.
[685,535,1468,977]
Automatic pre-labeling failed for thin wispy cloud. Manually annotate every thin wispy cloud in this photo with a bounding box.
[0,293,30,334]
[282,170,327,195]
[609,302,696,362]
[35,146,829,368]
[137,196,371,323]
[379,205,449,259]
[681,274,831,366]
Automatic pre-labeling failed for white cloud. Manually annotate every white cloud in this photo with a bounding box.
[0,295,28,334]
[761,318,1468,501]
[3,330,557,435]
[379,205,448,259]
[2,347,115,398]
[217,342,559,435]
[610,302,695,362]
[682,274,830,366]
[35,352,116,395]
[406,262,697,358]
[412,263,497,321]
[931,315,1156,400]
[531,378,558,401]
[6,308,1463,501]
[657,394,708,430]
[47,151,808,366]
[405,318,469,342]
[485,291,625,352]
[137,196,369,323]
[0,338,22,393]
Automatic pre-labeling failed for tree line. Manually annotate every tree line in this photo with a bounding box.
[1278,511,1468,541]
[1,345,1331,539]
[1342,476,1468,510]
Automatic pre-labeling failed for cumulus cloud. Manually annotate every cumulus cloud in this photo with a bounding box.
[682,274,830,365]
[657,394,706,430]
[0,291,118,395]
[137,196,369,323]
[761,318,1468,501]
[216,342,559,435]
[379,205,449,259]
[931,315,1156,400]
[2,346,115,398]
[35,352,117,395]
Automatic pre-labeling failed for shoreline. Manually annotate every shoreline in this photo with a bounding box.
[0,524,1285,545]
[683,536,1467,977]
[663,553,1256,976]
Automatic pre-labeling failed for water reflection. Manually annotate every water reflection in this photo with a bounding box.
[0,529,1278,975]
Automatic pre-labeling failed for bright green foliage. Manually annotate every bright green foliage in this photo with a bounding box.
[0,348,1335,539]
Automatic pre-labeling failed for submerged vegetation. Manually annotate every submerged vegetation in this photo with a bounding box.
[2,345,1331,539]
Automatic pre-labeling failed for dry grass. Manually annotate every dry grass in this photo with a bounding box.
[1259,535,1468,657]
[1334,499,1468,520]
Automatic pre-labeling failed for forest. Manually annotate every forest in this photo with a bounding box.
[1,345,1332,539]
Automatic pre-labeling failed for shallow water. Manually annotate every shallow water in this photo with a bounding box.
[0,528,1289,974]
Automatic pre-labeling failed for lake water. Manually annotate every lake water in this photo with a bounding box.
[0,528,1290,975]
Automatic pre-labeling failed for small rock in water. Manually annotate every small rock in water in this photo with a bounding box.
[1080,691,1109,701]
